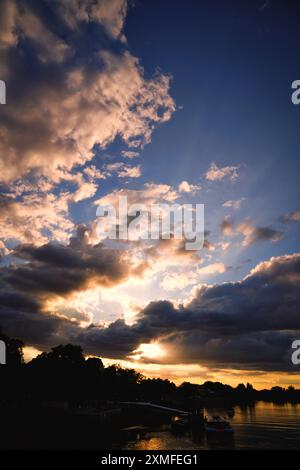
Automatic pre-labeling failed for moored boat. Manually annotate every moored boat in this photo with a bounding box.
[205,415,234,434]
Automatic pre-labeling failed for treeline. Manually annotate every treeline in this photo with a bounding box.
[0,330,299,406]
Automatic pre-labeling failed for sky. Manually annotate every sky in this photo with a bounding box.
[0,0,300,389]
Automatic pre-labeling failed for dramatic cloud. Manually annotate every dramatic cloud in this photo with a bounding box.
[0,223,153,346]
[1,0,298,384]
[0,192,74,247]
[0,0,127,51]
[0,166,107,248]
[1,251,299,372]
[15,225,148,294]
[108,252,299,370]
[56,0,128,40]
[205,162,239,182]
[0,0,175,184]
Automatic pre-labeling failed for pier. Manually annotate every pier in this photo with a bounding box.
[118,401,191,416]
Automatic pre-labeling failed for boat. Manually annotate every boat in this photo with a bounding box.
[204,415,234,434]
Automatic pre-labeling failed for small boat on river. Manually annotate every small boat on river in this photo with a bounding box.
[205,415,234,435]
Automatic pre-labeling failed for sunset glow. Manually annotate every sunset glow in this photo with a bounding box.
[130,343,166,361]
[0,0,299,391]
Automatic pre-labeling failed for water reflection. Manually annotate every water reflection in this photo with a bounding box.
[123,402,300,450]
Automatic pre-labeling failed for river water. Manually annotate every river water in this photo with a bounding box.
[123,402,300,450]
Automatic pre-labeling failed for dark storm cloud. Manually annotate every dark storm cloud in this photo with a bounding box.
[0,231,299,371]
[0,224,139,341]
[158,330,295,372]
[0,225,146,350]
[6,227,130,295]
[76,253,300,370]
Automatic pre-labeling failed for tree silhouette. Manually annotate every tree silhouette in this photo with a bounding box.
[0,328,299,409]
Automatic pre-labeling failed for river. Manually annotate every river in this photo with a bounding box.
[122,402,300,450]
